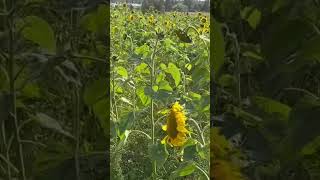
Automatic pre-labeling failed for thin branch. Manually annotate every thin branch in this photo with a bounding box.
[71,54,107,63]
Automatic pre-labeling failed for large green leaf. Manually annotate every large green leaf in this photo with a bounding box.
[167,63,181,87]
[118,112,134,137]
[136,86,151,106]
[158,80,173,91]
[116,66,128,79]
[21,16,56,53]
[212,18,225,78]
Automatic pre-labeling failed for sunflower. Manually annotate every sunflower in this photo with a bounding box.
[161,102,189,147]
[128,14,134,21]
[148,15,155,25]
[200,16,208,23]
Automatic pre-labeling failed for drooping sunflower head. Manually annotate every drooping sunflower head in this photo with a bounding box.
[161,101,189,147]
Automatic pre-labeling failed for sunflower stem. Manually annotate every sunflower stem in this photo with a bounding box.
[189,118,205,147]
[150,33,159,179]
[195,164,210,180]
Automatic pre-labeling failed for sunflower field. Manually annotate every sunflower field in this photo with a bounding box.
[110,4,210,179]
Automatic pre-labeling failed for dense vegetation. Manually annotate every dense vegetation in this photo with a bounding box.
[110,4,210,179]
[0,0,109,179]
[212,0,320,179]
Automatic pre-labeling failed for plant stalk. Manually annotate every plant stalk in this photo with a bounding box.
[74,88,81,180]
[150,36,159,179]
[7,3,26,179]
[2,0,11,178]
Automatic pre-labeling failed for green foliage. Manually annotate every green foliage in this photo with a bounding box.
[213,0,320,179]
[0,1,108,179]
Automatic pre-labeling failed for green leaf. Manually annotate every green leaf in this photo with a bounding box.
[171,162,196,177]
[136,86,151,106]
[135,63,150,74]
[251,96,291,120]
[118,112,134,137]
[148,142,168,167]
[184,144,198,161]
[167,63,181,86]
[84,78,107,106]
[156,72,166,84]
[116,66,128,79]
[34,113,74,139]
[189,92,201,100]
[135,44,150,58]
[241,7,261,29]
[212,18,225,78]
[185,63,192,71]
[158,80,173,91]
[152,85,159,92]
[21,16,56,53]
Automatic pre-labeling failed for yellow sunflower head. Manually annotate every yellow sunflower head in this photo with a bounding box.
[148,15,155,24]
[128,14,134,21]
[201,16,208,23]
[161,101,189,147]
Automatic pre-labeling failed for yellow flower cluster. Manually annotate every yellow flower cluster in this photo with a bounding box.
[161,102,189,147]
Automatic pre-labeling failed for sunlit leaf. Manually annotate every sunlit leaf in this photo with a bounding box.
[167,63,181,86]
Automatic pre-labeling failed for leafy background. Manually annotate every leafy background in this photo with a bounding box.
[212,0,320,179]
[0,0,109,179]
